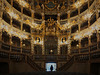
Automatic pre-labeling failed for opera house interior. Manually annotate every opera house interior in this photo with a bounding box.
[0,0,100,75]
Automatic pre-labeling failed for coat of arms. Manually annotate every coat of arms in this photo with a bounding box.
[45,1,57,10]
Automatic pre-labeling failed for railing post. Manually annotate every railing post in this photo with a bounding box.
[9,52,10,61]
[88,61,91,75]
[89,35,91,61]
[89,49,91,62]
[25,55,27,63]
[73,55,75,62]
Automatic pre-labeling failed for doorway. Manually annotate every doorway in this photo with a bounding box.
[46,62,57,71]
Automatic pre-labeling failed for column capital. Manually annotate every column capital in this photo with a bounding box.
[31,10,34,13]
[58,13,60,16]
[42,13,44,16]
[67,10,70,14]
[42,37,45,55]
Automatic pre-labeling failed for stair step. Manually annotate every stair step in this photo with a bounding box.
[4,72,89,75]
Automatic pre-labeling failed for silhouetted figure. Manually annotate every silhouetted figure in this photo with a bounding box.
[50,65,53,71]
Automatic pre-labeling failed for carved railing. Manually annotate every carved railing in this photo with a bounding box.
[57,56,75,71]
[57,50,100,71]
[31,55,71,61]
[0,39,100,71]
[0,50,45,71]
[0,40,72,61]
[27,56,44,71]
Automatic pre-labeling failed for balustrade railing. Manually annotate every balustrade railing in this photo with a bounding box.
[57,50,100,71]
[0,40,100,71]
[0,50,45,71]
[58,56,75,71]
[31,55,70,61]
[80,47,89,53]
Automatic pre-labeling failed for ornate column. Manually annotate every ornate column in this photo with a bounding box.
[88,0,90,8]
[42,13,45,20]
[95,0,99,50]
[42,36,45,55]
[57,13,60,55]
[97,30,99,50]
[87,0,91,60]
[0,1,3,49]
[10,12,13,52]
[57,36,60,55]
[42,13,45,55]
[88,20,91,61]
[78,22,81,54]
[20,6,23,53]
[30,0,35,55]
[31,35,34,54]
[30,2,33,54]
[20,39,22,53]
[0,18,2,49]
[57,13,60,22]
[78,4,81,54]
[73,0,75,3]
[67,10,71,55]
[11,0,13,6]
[31,10,35,54]
[67,0,71,55]
[9,35,12,52]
